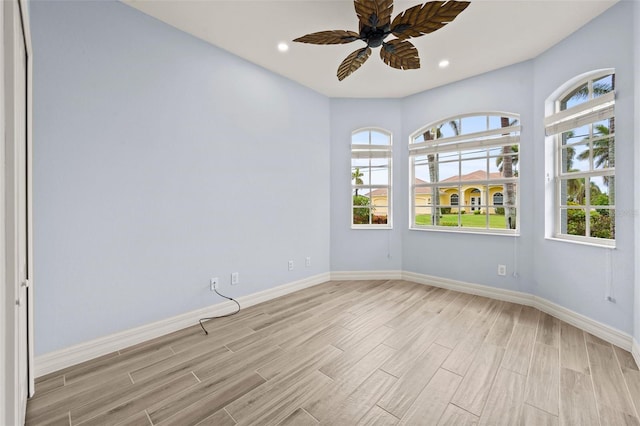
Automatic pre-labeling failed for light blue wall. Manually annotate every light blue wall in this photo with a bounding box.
[532,1,635,333]
[329,99,403,272]
[31,1,330,355]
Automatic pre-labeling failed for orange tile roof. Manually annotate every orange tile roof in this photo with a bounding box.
[366,170,505,197]
[441,170,503,183]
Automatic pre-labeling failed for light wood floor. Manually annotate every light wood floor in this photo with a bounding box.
[27,280,640,426]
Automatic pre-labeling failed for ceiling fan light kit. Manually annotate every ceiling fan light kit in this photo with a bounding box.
[293,0,470,81]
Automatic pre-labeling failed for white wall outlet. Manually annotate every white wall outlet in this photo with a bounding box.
[210,277,218,291]
[497,264,507,276]
[288,260,294,271]
[305,256,311,267]
[231,272,239,285]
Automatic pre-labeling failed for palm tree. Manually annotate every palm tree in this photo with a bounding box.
[496,145,519,174]
[351,167,363,196]
[500,117,516,229]
[561,77,613,109]
[422,120,459,225]
[564,146,575,172]
[423,130,439,225]
[576,124,613,179]
[566,178,585,204]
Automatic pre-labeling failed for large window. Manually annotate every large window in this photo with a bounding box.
[351,128,392,228]
[545,70,615,245]
[409,113,520,234]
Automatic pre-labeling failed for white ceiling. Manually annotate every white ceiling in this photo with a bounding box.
[122,0,618,98]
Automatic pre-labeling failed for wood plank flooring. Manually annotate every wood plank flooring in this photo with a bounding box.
[27,280,640,426]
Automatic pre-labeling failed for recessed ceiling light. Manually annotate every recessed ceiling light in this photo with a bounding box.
[277,42,289,52]
[438,59,450,69]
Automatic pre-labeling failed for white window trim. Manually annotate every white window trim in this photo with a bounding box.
[408,112,520,236]
[351,127,393,230]
[544,69,616,247]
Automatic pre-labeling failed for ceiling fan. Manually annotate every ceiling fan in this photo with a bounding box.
[293,0,470,81]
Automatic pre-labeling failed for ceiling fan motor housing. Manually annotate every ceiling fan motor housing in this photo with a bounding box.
[361,24,391,47]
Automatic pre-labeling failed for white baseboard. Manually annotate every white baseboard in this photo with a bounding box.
[34,272,330,377]
[36,269,635,377]
[402,270,633,352]
[534,296,631,351]
[401,271,534,306]
[632,339,640,369]
[330,270,402,281]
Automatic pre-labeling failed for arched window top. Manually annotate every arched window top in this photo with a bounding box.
[544,69,615,137]
[557,69,615,112]
[352,128,392,146]
[410,112,520,146]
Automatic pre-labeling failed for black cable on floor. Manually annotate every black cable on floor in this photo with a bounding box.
[198,288,241,335]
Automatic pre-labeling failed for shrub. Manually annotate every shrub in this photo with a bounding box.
[590,212,613,239]
[352,195,370,224]
[440,207,451,214]
[565,206,613,239]
[495,207,505,215]
[460,210,466,215]
[474,210,482,215]
[372,215,388,224]
[593,193,611,216]
[566,208,585,236]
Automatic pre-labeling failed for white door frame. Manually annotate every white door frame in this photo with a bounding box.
[2,0,33,424]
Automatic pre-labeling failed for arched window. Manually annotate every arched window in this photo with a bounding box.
[545,70,615,245]
[351,128,392,228]
[409,113,520,233]
[493,192,504,206]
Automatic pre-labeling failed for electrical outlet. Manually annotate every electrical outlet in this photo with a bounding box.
[497,264,507,276]
[231,272,239,285]
[305,257,311,267]
[288,260,294,271]
[210,277,218,291]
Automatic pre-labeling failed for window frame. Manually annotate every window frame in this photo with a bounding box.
[408,112,521,236]
[545,69,615,247]
[350,127,393,229]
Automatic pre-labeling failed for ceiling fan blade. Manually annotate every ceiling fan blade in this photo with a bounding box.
[380,39,420,70]
[391,1,470,40]
[293,30,360,45]
[354,0,394,29]
[337,47,372,81]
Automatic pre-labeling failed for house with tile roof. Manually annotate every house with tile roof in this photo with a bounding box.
[368,170,511,216]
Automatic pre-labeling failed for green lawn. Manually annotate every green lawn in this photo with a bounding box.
[415,213,508,229]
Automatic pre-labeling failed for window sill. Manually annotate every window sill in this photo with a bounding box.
[546,236,615,249]
[351,225,393,230]
[409,226,519,237]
